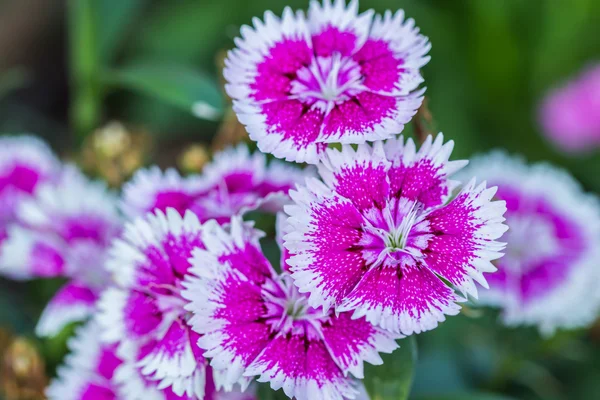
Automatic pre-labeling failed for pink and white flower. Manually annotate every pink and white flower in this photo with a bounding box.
[284,135,508,335]
[224,0,429,163]
[539,63,600,153]
[183,217,398,400]
[0,166,121,336]
[0,135,61,238]
[120,166,206,220]
[114,340,257,400]
[97,209,208,398]
[121,145,309,223]
[46,320,122,400]
[459,152,600,334]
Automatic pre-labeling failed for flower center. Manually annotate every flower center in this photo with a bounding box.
[262,275,324,338]
[361,199,427,268]
[291,54,362,108]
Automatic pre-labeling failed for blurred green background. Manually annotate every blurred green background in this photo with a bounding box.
[0,0,599,399]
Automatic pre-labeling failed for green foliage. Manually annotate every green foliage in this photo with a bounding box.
[365,336,418,400]
[96,0,147,63]
[105,62,223,120]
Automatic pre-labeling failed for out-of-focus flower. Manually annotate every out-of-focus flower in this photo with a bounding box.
[459,152,600,335]
[0,135,61,239]
[1,337,47,400]
[97,209,208,398]
[80,121,151,186]
[121,144,310,224]
[284,135,508,335]
[539,64,600,153]
[183,217,398,400]
[224,0,429,163]
[0,166,121,336]
[46,320,121,400]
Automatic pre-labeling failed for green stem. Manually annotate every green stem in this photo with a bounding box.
[68,0,102,146]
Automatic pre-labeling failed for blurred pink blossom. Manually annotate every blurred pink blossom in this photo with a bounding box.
[539,64,600,153]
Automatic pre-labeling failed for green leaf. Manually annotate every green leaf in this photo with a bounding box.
[256,382,289,400]
[106,63,224,120]
[364,335,417,400]
[67,0,102,141]
[414,393,516,400]
[96,0,147,63]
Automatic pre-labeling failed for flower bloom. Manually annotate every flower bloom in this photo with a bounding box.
[48,320,257,400]
[539,64,600,153]
[284,135,508,335]
[0,166,121,336]
[459,152,600,334]
[98,209,209,398]
[224,0,429,163]
[46,320,122,400]
[183,217,398,400]
[0,135,61,238]
[121,145,309,224]
[114,338,257,400]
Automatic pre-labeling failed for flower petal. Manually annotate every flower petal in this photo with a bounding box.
[338,264,462,335]
[318,142,391,210]
[138,320,206,399]
[36,282,97,337]
[245,333,358,400]
[321,312,399,378]
[384,134,468,208]
[424,179,507,298]
[285,181,367,311]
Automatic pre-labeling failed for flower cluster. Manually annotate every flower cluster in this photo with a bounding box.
[10,1,600,400]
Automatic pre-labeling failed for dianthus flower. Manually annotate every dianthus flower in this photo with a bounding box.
[46,320,122,400]
[539,64,600,153]
[98,209,209,398]
[121,145,309,223]
[183,217,398,400]
[224,0,429,163]
[0,166,121,336]
[47,320,257,400]
[0,135,61,242]
[114,339,257,400]
[459,152,600,334]
[284,135,508,335]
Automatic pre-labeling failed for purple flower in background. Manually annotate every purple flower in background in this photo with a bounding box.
[224,0,429,163]
[183,217,398,400]
[46,320,122,400]
[284,135,508,335]
[121,145,309,224]
[98,209,208,398]
[460,152,600,334]
[539,64,600,153]
[0,166,121,337]
[0,135,61,238]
